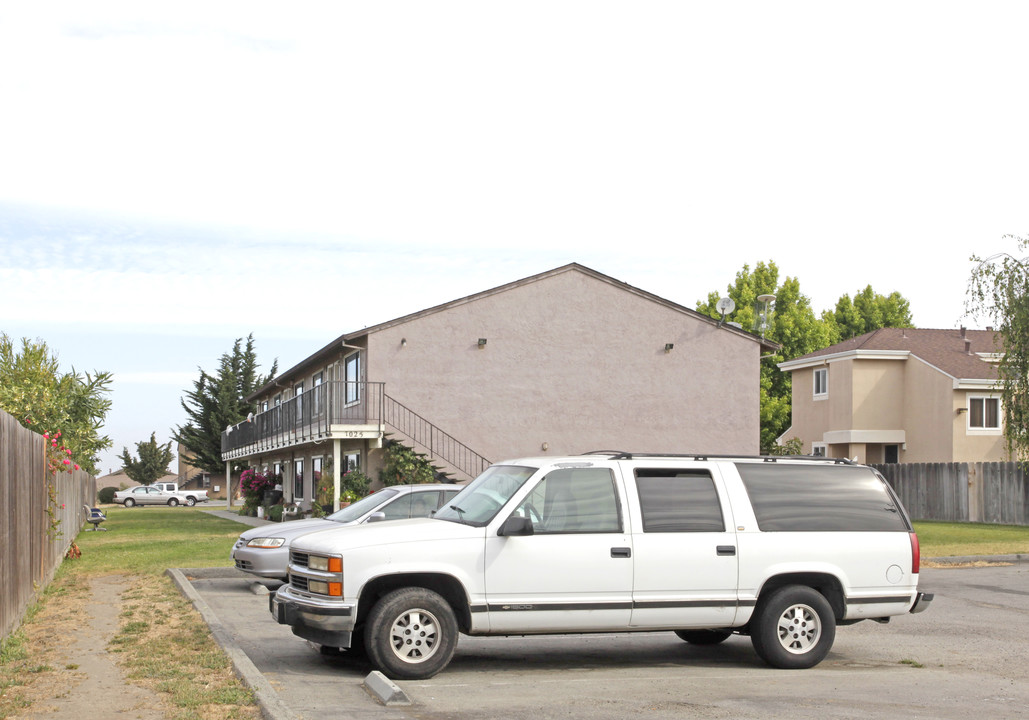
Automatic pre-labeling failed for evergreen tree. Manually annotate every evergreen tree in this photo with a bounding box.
[173,334,277,475]
[119,432,175,485]
[967,236,1029,459]
[0,333,112,474]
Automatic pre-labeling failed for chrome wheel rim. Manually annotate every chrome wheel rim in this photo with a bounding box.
[776,603,821,654]
[388,608,440,664]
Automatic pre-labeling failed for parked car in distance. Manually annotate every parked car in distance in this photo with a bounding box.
[232,483,462,581]
[114,485,210,507]
[272,453,933,680]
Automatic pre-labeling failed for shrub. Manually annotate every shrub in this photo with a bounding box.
[97,487,116,504]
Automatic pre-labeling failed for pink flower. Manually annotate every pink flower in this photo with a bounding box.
[74,464,80,470]
[62,459,70,465]
[44,433,50,439]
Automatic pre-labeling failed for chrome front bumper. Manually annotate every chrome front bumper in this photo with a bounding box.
[270,585,357,648]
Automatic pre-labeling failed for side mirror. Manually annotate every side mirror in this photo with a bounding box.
[498,515,534,537]
[365,512,387,523]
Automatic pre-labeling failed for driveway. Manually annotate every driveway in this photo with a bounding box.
[172,561,1029,720]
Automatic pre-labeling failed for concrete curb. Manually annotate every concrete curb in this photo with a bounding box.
[167,567,301,720]
[925,553,1028,565]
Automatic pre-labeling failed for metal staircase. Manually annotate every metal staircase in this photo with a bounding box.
[382,394,491,482]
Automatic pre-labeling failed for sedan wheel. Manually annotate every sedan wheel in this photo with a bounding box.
[124,498,135,507]
[168,498,179,507]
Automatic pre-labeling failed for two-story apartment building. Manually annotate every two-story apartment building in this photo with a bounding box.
[221,263,776,510]
[779,327,1003,463]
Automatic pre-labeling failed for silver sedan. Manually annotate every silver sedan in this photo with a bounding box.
[231,484,460,580]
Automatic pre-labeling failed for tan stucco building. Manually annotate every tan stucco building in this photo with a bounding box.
[221,263,775,510]
[779,327,1004,464]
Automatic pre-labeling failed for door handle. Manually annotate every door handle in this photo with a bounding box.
[611,547,632,558]
[716,545,736,556]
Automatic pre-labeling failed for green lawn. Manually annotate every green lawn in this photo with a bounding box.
[72,504,242,575]
[913,520,1029,558]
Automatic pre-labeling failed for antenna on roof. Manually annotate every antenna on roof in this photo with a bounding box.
[755,294,776,338]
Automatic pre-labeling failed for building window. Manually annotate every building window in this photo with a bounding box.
[344,352,361,405]
[968,396,1000,430]
[811,443,827,457]
[343,452,360,473]
[313,372,324,414]
[884,444,900,464]
[813,368,828,398]
[294,459,304,500]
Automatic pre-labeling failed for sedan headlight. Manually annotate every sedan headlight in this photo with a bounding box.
[246,537,286,549]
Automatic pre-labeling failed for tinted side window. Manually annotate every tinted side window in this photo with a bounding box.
[736,463,909,532]
[635,470,725,532]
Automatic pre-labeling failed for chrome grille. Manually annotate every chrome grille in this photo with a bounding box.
[291,550,310,568]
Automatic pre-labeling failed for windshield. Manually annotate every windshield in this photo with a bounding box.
[434,465,536,526]
[326,488,401,523]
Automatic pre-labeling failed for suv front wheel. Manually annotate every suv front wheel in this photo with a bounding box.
[751,585,836,669]
[365,587,458,680]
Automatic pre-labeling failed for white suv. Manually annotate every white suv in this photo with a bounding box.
[271,453,932,679]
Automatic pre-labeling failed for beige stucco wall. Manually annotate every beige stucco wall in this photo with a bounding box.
[366,269,761,462]
[788,353,1006,464]
[952,389,1006,462]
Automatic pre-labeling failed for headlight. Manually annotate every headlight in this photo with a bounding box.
[246,537,286,548]
[307,555,343,573]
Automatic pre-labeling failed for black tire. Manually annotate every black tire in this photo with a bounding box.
[751,585,836,669]
[674,629,733,645]
[365,587,459,680]
[168,498,179,507]
[124,498,135,508]
[185,496,197,507]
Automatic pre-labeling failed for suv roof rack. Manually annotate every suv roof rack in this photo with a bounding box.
[583,450,855,465]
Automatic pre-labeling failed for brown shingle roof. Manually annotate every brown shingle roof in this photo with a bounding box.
[792,327,1001,381]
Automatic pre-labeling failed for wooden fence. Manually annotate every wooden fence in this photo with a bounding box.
[873,462,1029,526]
[1,410,96,642]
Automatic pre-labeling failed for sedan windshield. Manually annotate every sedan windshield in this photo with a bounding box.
[326,488,401,523]
[434,465,536,526]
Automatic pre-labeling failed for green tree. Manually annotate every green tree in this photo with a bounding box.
[826,285,914,342]
[0,333,112,473]
[967,236,1029,459]
[118,432,175,485]
[173,334,277,475]
[698,262,833,453]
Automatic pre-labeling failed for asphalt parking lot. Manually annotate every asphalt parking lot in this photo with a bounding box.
[172,560,1029,720]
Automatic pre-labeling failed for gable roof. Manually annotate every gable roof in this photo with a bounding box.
[779,327,1001,382]
[256,263,778,394]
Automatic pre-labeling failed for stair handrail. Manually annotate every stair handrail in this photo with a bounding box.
[382,394,491,480]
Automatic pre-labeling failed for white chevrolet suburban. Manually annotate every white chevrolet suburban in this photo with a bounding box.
[270,453,932,679]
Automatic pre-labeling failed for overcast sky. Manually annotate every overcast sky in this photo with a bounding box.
[1,1,1026,476]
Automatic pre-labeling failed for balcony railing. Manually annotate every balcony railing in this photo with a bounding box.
[221,381,385,456]
[220,380,492,481]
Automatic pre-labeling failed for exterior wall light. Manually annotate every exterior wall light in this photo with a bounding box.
[664,343,674,353]
[401,338,407,347]
[478,338,487,348]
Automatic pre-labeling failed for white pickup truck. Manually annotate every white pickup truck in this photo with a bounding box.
[114,484,209,507]
[271,453,932,679]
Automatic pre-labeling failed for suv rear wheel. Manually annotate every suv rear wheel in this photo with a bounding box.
[365,587,458,680]
[751,585,835,669]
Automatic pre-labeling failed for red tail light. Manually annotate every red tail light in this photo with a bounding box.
[909,532,921,575]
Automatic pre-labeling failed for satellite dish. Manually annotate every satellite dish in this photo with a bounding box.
[716,297,735,327]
